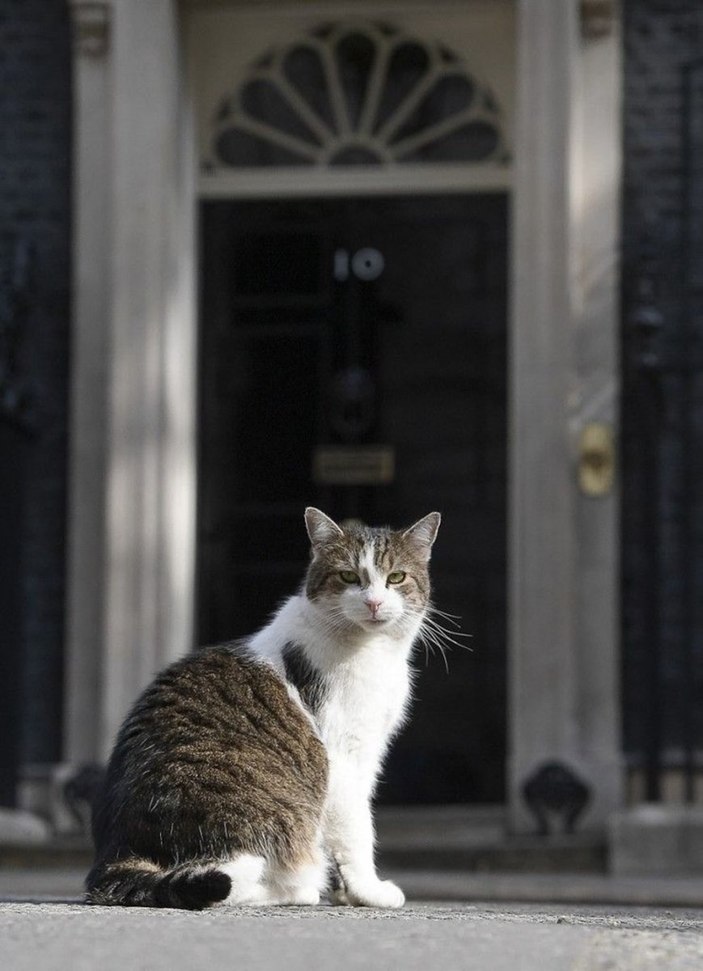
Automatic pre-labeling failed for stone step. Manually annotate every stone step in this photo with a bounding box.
[0,805,607,874]
[376,805,606,873]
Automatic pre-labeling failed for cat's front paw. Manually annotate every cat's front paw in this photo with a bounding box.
[344,878,405,909]
[286,888,320,906]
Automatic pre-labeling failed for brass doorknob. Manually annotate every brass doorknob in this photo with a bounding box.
[578,423,615,497]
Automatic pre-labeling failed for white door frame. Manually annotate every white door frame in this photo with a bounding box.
[65,0,198,763]
[508,0,623,830]
[64,0,623,830]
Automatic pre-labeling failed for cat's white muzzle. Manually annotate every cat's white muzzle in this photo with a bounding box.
[340,586,404,631]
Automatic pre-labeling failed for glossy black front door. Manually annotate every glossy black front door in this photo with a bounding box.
[198,195,507,802]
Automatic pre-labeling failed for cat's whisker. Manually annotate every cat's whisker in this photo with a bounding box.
[425,631,473,652]
[419,632,449,674]
[423,626,473,649]
[427,606,465,630]
[422,613,473,645]
[421,617,469,644]
[426,606,473,637]
[430,607,463,620]
[417,610,474,671]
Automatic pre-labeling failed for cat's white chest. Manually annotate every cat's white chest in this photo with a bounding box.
[318,646,411,771]
[249,593,417,781]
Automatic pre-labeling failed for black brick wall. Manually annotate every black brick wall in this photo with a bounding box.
[622,0,703,775]
[0,0,72,766]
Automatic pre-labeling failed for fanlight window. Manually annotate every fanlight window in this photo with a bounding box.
[207,21,509,169]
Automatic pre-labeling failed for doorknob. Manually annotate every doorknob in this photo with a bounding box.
[578,423,615,497]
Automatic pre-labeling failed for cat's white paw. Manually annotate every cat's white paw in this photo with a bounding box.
[287,888,320,906]
[344,878,405,909]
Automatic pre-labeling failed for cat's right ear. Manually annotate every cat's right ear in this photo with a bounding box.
[305,507,344,551]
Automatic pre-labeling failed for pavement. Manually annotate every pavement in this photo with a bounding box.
[2,806,702,970]
[2,897,703,971]
[1,870,703,971]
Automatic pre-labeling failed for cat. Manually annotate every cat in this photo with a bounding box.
[85,506,441,910]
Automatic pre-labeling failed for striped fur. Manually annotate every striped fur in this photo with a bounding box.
[86,647,327,908]
[86,859,231,910]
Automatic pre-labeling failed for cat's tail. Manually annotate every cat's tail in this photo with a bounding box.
[85,857,232,910]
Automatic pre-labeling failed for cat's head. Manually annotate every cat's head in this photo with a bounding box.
[304,508,441,635]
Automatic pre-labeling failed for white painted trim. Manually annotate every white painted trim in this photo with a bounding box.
[100,0,197,759]
[508,0,623,831]
[64,0,197,763]
[199,164,511,198]
[184,1,505,22]
[64,0,112,764]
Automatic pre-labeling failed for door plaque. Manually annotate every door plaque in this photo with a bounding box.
[313,445,395,486]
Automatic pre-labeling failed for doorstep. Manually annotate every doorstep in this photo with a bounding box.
[376,805,607,873]
[0,805,608,874]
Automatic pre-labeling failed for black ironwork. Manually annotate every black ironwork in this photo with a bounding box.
[522,761,591,836]
[0,235,35,807]
[680,58,703,803]
[622,57,703,804]
[0,235,35,435]
[628,290,665,802]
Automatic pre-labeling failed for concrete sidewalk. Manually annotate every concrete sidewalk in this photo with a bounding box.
[2,866,703,909]
[1,898,703,971]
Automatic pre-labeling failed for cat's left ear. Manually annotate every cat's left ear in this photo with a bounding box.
[305,507,344,551]
[402,512,441,560]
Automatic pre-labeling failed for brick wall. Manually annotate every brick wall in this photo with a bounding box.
[0,0,72,765]
[622,0,703,774]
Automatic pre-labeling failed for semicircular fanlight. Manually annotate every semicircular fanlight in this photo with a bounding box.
[208,20,508,169]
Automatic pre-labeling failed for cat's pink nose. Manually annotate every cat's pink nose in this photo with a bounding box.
[365,599,384,618]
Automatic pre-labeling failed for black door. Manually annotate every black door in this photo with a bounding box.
[198,195,507,803]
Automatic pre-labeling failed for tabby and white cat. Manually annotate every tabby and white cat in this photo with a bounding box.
[86,507,441,910]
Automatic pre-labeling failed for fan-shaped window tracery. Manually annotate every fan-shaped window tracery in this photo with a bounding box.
[206,21,508,169]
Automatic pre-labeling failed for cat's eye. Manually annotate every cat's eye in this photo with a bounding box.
[387,571,406,585]
[339,570,360,584]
